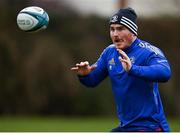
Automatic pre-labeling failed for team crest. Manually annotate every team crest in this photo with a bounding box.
[110,15,118,23]
[130,57,135,64]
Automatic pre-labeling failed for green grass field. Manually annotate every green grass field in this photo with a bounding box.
[0,116,179,132]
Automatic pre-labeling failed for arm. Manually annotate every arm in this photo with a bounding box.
[129,59,171,82]
[118,49,171,82]
[71,49,108,87]
[78,62,108,87]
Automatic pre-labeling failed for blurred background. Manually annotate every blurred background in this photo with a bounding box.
[0,0,180,131]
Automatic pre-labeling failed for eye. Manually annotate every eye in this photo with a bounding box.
[110,27,115,32]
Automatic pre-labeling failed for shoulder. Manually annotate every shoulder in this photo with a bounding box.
[106,44,116,50]
[98,44,116,60]
[137,40,165,57]
[102,44,116,55]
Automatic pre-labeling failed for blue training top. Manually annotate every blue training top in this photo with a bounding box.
[78,38,171,132]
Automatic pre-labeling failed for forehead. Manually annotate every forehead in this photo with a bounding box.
[110,24,125,28]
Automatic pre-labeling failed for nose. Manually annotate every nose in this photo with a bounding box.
[113,30,119,37]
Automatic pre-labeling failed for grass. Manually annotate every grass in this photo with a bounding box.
[0,116,179,132]
[0,116,118,132]
[168,118,180,132]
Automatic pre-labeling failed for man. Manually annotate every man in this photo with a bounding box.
[71,7,171,132]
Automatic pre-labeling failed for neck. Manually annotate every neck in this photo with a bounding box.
[131,36,137,45]
[122,36,137,52]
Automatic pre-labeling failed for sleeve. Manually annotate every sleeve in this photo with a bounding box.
[129,50,171,82]
[78,49,109,87]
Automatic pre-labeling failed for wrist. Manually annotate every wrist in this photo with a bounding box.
[128,64,134,73]
[77,73,89,77]
[127,65,132,72]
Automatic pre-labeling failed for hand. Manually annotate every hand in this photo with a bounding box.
[71,61,97,76]
[117,49,132,72]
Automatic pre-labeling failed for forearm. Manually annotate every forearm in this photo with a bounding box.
[78,67,108,87]
[129,64,171,82]
[78,74,97,87]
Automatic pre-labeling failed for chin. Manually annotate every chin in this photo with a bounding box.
[115,44,125,49]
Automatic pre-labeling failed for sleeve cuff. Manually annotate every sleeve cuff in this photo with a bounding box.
[128,65,139,76]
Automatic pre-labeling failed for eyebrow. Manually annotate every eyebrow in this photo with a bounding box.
[110,25,124,28]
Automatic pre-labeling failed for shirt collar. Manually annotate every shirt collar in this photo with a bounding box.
[123,38,140,53]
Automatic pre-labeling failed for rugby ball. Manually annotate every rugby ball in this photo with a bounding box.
[17,6,49,32]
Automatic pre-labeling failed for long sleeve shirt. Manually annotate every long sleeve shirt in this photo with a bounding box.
[78,38,171,131]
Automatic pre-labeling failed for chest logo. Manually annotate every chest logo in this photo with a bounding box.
[108,58,115,65]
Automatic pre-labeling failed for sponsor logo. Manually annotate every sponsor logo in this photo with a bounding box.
[108,58,115,65]
[139,42,145,48]
[130,57,135,64]
[108,58,115,71]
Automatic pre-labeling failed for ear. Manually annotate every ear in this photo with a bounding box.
[128,32,134,38]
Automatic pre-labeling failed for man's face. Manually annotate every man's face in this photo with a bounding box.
[110,24,135,49]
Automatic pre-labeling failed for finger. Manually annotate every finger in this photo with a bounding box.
[118,49,128,59]
[79,62,84,66]
[76,63,80,67]
[84,61,89,66]
[81,61,89,66]
[76,62,86,67]
[119,56,126,62]
[118,56,122,60]
[117,49,129,60]
[119,57,129,64]
[79,61,89,67]
[71,67,79,71]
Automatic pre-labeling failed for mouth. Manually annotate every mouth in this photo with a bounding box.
[114,38,123,44]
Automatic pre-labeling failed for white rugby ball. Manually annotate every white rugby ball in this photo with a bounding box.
[17,6,49,32]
